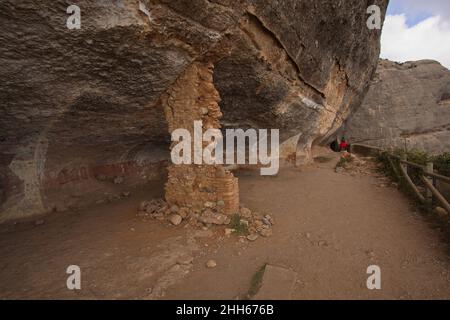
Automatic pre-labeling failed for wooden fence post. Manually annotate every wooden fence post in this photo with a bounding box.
[401,153,407,173]
[399,154,426,204]
[351,143,448,211]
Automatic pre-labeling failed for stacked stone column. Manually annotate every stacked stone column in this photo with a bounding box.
[162,62,239,215]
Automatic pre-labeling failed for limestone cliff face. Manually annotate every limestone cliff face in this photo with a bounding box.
[343,59,450,154]
[0,0,387,221]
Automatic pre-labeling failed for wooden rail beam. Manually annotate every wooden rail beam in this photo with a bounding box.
[424,171,450,184]
[351,143,384,152]
[399,159,425,170]
[351,144,450,184]
[420,175,450,213]
[398,164,426,203]
[387,156,400,179]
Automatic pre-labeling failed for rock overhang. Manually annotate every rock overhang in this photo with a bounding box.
[0,0,389,221]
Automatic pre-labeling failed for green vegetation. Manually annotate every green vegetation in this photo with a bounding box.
[377,149,450,182]
[229,214,248,236]
[376,149,450,235]
[377,151,421,204]
[336,154,353,169]
[247,264,267,298]
[433,152,450,177]
[377,149,427,198]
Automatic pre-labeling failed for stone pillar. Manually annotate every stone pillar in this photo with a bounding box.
[162,62,239,215]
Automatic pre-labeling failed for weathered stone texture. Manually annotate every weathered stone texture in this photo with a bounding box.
[342,59,450,154]
[214,0,388,164]
[0,0,387,221]
[162,62,239,214]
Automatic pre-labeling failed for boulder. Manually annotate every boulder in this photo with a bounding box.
[342,59,450,154]
[169,214,183,226]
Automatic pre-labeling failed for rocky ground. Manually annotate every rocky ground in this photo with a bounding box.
[137,198,274,242]
[1,150,450,300]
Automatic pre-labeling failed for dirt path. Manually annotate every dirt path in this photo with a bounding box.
[1,152,449,299]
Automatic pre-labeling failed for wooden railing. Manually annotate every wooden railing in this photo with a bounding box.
[350,143,450,214]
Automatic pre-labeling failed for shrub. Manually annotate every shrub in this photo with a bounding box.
[432,153,450,177]
[229,214,248,236]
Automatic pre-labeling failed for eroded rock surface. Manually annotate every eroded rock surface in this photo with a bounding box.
[342,59,450,154]
[0,0,387,221]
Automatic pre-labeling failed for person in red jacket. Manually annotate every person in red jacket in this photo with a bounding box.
[339,137,349,152]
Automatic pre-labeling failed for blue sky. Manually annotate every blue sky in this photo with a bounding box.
[381,0,450,69]
[387,5,432,27]
[386,0,450,23]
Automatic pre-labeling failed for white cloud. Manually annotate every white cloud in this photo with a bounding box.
[381,14,450,70]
